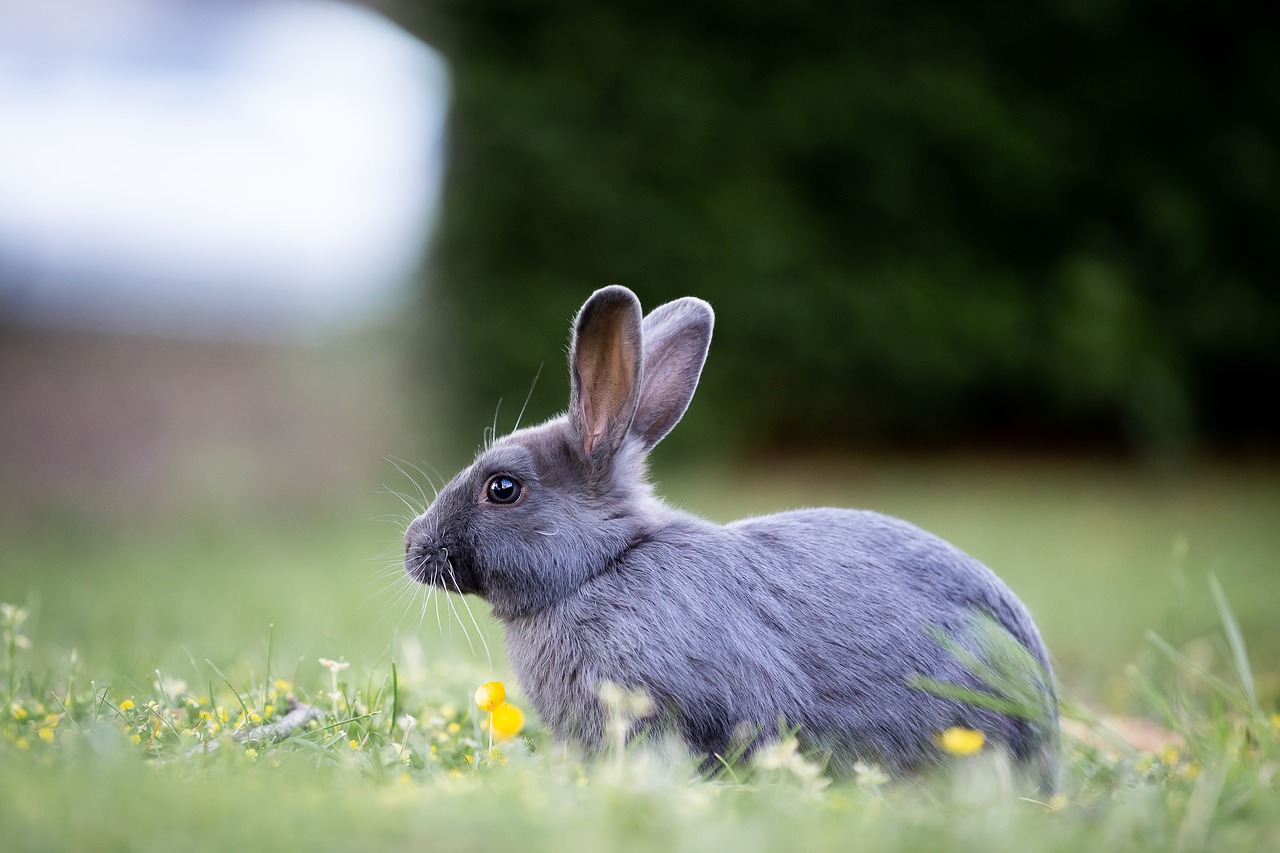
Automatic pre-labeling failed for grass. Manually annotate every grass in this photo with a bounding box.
[2,457,1279,851]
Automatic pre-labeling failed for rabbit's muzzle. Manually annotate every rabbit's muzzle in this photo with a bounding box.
[404,538,447,586]
[404,528,483,595]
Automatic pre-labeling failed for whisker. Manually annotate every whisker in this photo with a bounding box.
[447,567,493,669]
[360,560,411,610]
[392,457,445,500]
[397,581,422,619]
[511,362,545,435]
[407,573,427,622]
[488,398,504,450]
[439,572,477,658]
[364,572,415,608]
[393,576,421,631]
[390,584,419,625]
[380,483,423,518]
[433,584,445,644]
[361,553,407,574]
[416,577,434,628]
[418,463,445,499]
[385,456,431,509]
[366,543,408,560]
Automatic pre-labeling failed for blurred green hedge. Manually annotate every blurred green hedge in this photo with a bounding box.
[399,0,1279,456]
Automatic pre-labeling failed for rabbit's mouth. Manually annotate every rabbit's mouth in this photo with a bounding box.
[404,540,484,596]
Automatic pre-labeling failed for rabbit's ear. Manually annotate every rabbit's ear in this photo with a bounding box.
[630,297,714,452]
[569,286,644,459]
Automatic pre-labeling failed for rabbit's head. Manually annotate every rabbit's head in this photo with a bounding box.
[404,286,713,619]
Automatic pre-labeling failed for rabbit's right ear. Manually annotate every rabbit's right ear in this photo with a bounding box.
[569,286,644,461]
[630,297,714,452]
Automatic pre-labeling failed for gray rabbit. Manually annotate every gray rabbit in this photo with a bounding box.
[404,285,1059,789]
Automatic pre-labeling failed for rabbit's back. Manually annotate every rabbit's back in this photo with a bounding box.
[727,508,1057,775]
[730,508,1052,675]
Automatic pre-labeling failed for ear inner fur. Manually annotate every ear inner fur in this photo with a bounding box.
[569,286,644,459]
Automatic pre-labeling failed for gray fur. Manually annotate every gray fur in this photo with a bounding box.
[405,285,1060,789]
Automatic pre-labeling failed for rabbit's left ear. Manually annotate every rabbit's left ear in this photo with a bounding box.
[569,286,644,459]
[630,297,714,452]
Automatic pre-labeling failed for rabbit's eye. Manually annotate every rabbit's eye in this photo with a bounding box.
[485,475,523,505]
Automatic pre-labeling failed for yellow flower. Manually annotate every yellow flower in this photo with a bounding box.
[10,703,27,721]
[490,702,525,739]
[274,680,292,692]
[118,700,134,712]
[349,739,360,750]
[130,733,142,745]
[474,681,506,712]
[38,727,55,743]
[936,727,985,756]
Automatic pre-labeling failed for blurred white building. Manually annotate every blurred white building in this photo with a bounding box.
[0,0,449,340]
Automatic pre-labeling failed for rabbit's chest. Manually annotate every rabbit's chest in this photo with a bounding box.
[502,611,619,743]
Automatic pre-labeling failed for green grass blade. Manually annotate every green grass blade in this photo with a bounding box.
[915,613,1057,725]
[264,622,275,703]
[1144,630,1247,712]
[907,675,1033,718]
[1124,663,1188,736]
[1208,574,1261,718]
[205,659,253,721]
[390,661,399,737]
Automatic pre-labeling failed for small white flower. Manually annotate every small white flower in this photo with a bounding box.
[0,603,28,625]
[754,737,800,771]
[853,761,889,788]
[154,675,188,701]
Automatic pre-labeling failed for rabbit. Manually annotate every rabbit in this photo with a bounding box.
[404,285,1060,790]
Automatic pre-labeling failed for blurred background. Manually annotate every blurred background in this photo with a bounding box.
[411,0,1280,460]
[1,0,1277,700]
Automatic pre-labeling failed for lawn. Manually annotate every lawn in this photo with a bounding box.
[2,446,1278,851]
[1,326,1277,851]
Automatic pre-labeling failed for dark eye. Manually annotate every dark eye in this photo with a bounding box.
[485,475,522,505]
